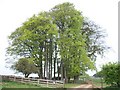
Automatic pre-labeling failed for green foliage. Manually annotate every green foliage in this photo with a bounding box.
[50,2,95,80]
[11,58,38,77]
[6,2,107,81]
[82,18,109,61]
[101,62,120,87]
[7,12,58,78]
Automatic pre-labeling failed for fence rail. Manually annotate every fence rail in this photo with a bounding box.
[0,75,64,88]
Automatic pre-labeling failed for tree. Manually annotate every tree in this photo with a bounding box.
[101,62,120,87]
[6,2,107,82]
[7,12,58,79]
[49,2,95,82]
[11,58,38,78]
[82,18,109,61]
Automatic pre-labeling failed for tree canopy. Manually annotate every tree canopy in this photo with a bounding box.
[11,58,38,78]
[7,2,108,82]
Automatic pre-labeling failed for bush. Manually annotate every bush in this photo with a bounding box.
[101,62,120,87]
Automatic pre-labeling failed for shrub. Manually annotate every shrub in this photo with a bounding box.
[101,62,120,87]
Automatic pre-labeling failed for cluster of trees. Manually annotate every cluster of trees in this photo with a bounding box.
[94,62,120,87]
[7,2,107,82]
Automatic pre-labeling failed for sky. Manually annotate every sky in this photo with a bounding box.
[0,0,118,76]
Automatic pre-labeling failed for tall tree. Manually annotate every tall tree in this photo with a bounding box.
[7,12,58,79]
[49,2,95,81]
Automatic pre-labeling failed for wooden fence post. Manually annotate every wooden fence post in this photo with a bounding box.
[64,79,65,88]
[14,76,16,81]
[21,77,23,83]
[47,79,48,87]
[29,78,30,83]
[38,79,39,84]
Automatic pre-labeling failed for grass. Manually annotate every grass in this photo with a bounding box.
[102,86,120,90]
[88,77,109,88]
[1,80,119,90]
[0,81,82,90]
[1,81,43,88]
[89,77,120,90]
[1,80,80,89]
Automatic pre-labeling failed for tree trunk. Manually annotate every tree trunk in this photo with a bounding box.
[117,82,120,87]
[61,60,63,80]
[68,77,70,83]
[64,68,68,83]
[45,43,48,79]
[54,42,57,80]
[44,41,46,79]
[54,58,56,80]
[39,47,43,79]
[74,75,79,83]
[25,74,29,78]
[58,66,60,80]
[49,59,50,79]
[49,38,52,80]
[38,67,42,79]
[43,61,45,78]
[40,58,43,78]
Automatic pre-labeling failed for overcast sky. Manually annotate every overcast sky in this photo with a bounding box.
[0,0,118,76]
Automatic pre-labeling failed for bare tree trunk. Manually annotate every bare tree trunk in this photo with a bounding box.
[37,42,44,79]
[57,58,60,80]
[43,62,45,78]
[46,42,49,79]
[54,42,57,80]
[64,68,68,83]
[49,39,53,80]
[44,41,46,79]
[38,54,43,79]
[61,60,63,80]
[48,44,50,80]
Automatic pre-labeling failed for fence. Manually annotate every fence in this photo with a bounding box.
[1,75,64,88]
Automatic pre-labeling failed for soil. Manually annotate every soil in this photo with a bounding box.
[67,84,97,90]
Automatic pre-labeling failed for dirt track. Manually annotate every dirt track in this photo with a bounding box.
[67,84,93,90]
